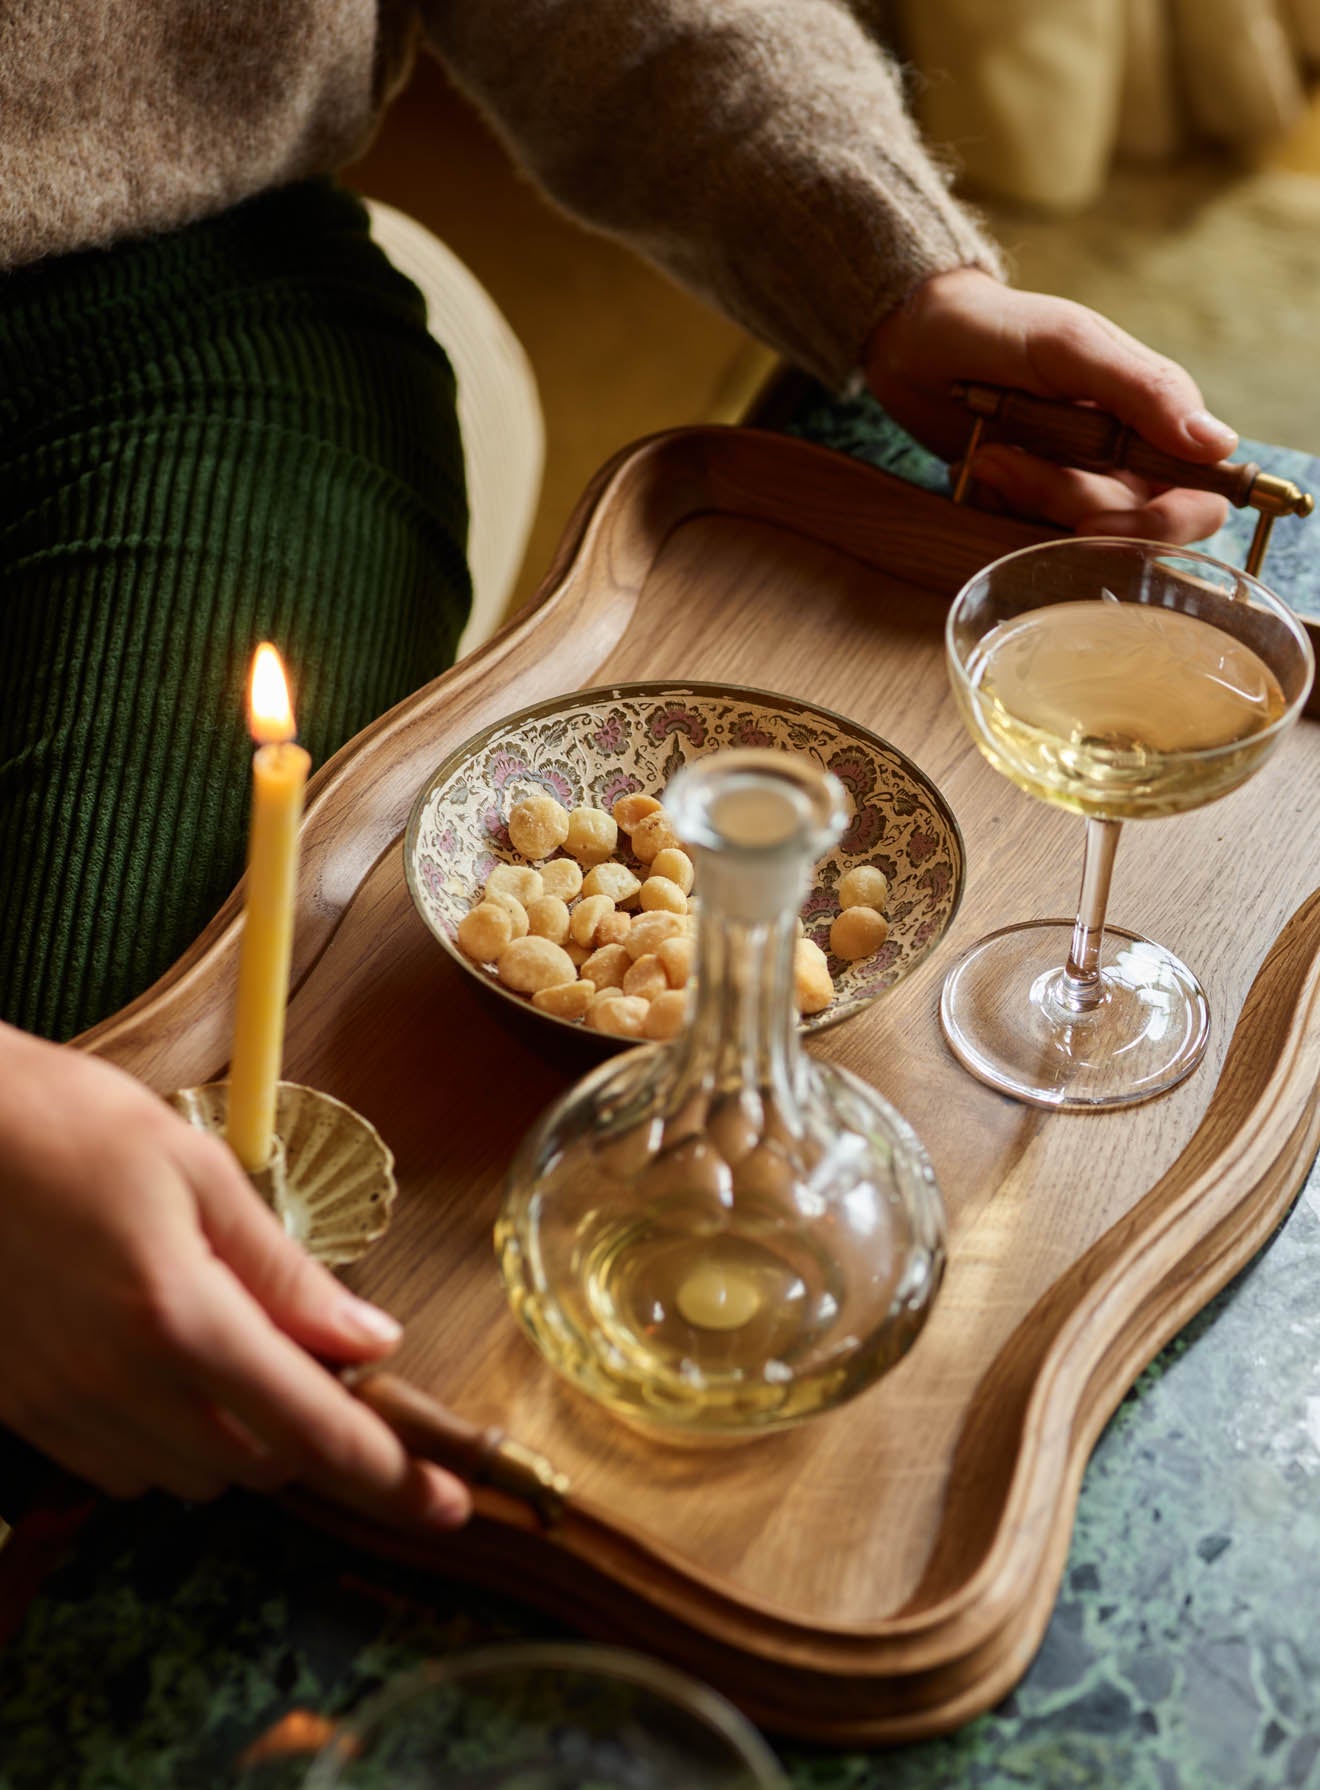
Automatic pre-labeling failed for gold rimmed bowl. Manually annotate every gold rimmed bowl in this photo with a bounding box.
[403,681,964,1047]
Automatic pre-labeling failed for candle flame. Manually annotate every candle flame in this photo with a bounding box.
[248,643,296,745]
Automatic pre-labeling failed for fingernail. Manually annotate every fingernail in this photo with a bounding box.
[337,1296,402,1347]
[424,1468,472,1528]
[1184,410,1237,453]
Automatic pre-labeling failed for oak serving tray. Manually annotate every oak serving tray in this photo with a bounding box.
[85,427,1320,1743]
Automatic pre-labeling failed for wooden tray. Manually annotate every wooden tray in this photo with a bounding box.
[86,427,1320,1742]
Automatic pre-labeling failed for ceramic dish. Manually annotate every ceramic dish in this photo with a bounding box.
[403,681,964,1045]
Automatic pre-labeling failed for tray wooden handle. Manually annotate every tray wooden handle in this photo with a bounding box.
[343,1367,569,1529]
[952,382,1313,519]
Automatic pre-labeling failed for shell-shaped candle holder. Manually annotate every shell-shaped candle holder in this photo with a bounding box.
[168,1082,397,1267]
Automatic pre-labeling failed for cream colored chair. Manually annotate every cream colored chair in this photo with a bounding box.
[365,199,545,657]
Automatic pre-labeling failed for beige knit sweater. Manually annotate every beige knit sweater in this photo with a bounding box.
[0,0,1002,387]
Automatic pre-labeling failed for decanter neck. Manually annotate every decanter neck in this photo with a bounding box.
[661,749,846,1119]
[675,901,803,1110]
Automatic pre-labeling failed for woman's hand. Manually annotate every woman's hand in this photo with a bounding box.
[864,267,1239,544]
[0,1022,470,1530]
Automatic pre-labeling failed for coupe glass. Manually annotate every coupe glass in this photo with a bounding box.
[940,536,1313,1110]
[301,1643,787,1789]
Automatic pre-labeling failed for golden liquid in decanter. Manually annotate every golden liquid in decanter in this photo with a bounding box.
[964,599,1287,819]
[497,1177,907,1435]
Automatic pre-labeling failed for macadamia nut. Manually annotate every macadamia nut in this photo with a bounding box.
[525,895,571,945]
[838,865,889,912]
[539,858,584,902]
[580,941,632,990]
[656,934,695,988]
[612,792,664,832]
[630,809,681,864]
[570,893,616,948]
[830,907,889,961]
[623,953,669,1002]
[582,862,641,907]
[457,901,514,962]
[587,993,649,1038]
[650,847,694,895]
[485,863,543,906]
[643,988,691,1040]
[496,936,578,994]
[532,979,596,1019]
[565,805,618,867]
[484,888,529,938]
[626,911,687,960]
[639,876,687,915]
[508,793,570,861]
[595,908,632,946]
[794,938,834,1014]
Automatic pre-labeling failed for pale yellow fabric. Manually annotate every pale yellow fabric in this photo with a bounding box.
[1172,0,1307,145]
[899,1,1124,212]
[1285,0,1320,60]
[1116,0,1181,164]
[896,0,1318,211]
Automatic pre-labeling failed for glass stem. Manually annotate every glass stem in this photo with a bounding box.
[1059,817,1122,1012]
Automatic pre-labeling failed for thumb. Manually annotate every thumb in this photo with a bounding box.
[184,1132,403,1361]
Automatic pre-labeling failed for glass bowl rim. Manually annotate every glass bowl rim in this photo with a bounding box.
[944,534,1316,767]
[300,1639,788,1787]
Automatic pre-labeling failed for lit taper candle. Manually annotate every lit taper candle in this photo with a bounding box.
[225,644,311,1172]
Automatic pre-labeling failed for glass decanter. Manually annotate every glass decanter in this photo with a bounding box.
[496,750,946,1440]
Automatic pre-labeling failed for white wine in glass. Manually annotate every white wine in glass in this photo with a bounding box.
[941,537,1314,1110]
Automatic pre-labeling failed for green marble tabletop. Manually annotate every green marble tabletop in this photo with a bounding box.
[2,405,1319,1790]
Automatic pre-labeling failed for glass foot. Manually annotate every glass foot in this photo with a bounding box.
[939,920,1210,1110]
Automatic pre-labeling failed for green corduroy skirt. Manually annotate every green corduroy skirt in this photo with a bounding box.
[0,180,471,1042]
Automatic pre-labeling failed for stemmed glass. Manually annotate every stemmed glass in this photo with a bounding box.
[940,536,1313,1110]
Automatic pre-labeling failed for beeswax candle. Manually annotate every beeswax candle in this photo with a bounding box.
[225,644,311,1172]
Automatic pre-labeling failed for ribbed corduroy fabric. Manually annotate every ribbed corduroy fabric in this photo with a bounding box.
[0,180,470,1042]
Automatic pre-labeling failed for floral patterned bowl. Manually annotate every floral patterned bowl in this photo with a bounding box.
[403,682,964,1044]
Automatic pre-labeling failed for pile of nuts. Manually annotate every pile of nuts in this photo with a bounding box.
[456,789,890,1039]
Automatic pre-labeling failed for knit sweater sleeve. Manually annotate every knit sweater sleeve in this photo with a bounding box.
[419,0,1005,388]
